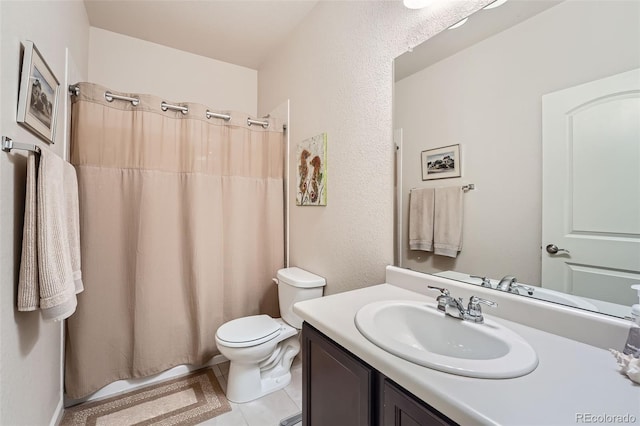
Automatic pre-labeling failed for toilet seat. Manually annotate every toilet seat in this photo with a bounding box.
[216,314,281,348]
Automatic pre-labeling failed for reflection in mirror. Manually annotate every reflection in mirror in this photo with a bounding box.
[394,0,640,319]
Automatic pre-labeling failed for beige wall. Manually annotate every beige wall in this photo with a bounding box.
[258,1,489,295]
[396,0,640,285]
[0,1,89,425]
[88,28,258,116]
[0,2,523,418]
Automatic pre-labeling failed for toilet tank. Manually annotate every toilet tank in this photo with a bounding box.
[277,267,326,329]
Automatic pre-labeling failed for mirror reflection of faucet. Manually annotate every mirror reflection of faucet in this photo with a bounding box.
[470,275,493,288]
[496,276,535,296]
[434,270,602,312]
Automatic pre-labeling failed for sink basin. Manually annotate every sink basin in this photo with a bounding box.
[355,300,538,378]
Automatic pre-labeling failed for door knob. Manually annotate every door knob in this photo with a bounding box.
[546,244,570,254]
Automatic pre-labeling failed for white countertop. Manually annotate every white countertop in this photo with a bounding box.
[294,283,640,426]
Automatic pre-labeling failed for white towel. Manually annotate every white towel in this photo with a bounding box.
[408,188,435,251]
[17,153,39,311]
[433,186,463,258]
[17,149,83,321]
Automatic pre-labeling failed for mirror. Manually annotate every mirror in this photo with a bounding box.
[394,0,640,319]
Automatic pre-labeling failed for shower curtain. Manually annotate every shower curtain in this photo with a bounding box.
[65,82,284,398]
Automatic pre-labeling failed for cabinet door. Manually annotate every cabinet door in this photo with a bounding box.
[302,323,374,426]
[380,378,457,426]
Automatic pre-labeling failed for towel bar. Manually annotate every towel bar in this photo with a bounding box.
[462,184,475,191]
[2,136,41,154]
[411,183,475,192]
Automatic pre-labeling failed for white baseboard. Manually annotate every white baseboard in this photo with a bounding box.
[64,354,228,408]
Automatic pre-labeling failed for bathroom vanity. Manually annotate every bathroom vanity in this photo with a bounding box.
[294,268,640,425]
[302,322,454,425]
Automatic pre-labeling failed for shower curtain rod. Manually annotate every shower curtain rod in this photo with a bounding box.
[68,85,272,129]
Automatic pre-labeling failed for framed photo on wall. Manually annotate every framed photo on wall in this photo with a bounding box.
[16,41,60,144]
[421,144,461,181]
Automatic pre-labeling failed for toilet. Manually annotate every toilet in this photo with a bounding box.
[215,267,326,403]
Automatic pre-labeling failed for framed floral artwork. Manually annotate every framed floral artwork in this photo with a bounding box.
[296,133,327,206]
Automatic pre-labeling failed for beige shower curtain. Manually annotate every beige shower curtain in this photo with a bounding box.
[65,83,284,398]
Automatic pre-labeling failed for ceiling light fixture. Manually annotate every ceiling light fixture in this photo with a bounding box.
[447,17,468,30]
[483,0,508,10]
[403,0,430,10]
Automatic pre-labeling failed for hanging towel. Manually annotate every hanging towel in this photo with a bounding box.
[433,186,464,258]
[408,188,435,251]
[17,153,39,310]
[17,149,83,321]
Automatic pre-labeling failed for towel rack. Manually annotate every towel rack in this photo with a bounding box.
[2,136,41,154]
[411,183,475,192]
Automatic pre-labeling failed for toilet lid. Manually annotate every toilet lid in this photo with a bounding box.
[216,315,281,348]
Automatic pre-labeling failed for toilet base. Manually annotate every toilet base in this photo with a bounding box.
[225,363,292,403]
[225,333,300,403]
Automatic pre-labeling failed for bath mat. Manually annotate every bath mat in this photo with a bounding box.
[60,368,231,426]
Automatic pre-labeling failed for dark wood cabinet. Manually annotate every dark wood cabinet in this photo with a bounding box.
[302,322,457,426]
[379,378,454,426]
[302,321,375,426]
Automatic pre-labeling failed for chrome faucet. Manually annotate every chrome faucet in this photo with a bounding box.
[470,275,492,288]
[428,286,465,319]
[496,275,517,291]
[428,286,497,323]
[495,276,534,296]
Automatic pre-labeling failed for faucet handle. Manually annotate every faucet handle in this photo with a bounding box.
[427,285,450,296]
[465,296,497,323]
[511,283,535,296]
[428,286,453,313]
[470,275,492,288]
[469,296,497,309]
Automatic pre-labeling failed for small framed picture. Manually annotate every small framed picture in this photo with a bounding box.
[421,144,461,181]
[17,41,59,144]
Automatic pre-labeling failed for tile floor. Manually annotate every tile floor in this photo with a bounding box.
[199,357,303,426]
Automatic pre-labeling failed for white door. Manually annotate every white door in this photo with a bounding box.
[542,68,640,305]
